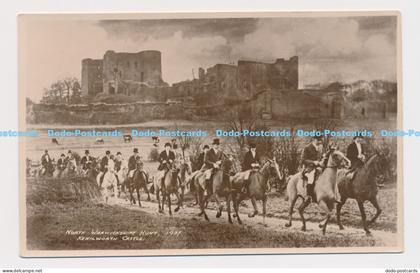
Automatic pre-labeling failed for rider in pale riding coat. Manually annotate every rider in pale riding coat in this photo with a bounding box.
[156,143,176,187]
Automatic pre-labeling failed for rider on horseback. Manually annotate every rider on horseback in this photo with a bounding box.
[186,144,209,187]
[81,150,94,171]
[41,150,53,176]
[301,136,324,202]
[156,143,176,187]
[200,138,224,196]
[99,150,111,185]
[346,136,366,180]
[241,143,261,194]
[128,148,140,179]
[56,153,67,177]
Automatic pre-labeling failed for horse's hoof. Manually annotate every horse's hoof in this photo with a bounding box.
[238,220,243,225]
[174,207,180,212]
[301,226,306,232]
[285,223,291,228]
[233,214,237,218]
[319,223,324,229]
[216,211,222,218]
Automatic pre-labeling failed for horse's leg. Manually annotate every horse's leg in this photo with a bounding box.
[234,194,243,224]
[336,197,348,230]
[318,200,333,235]
[168,193,172,216]
[129,185,135,205]
[197,187,209,221]
[368,196,382,226]
[174,190,181,213]
[298,198,310,231]
[144,184,151,202]
[136,187,141,207]
[357,199,371,235]
[226,193,233,224]
[156,187,162,213]
[285,195,298,228]
[215,194,223,218]
[262,195,267,225]
[248,197,259,218]
[162,191,166,213]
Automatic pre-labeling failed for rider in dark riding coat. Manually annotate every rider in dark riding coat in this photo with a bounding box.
[301,136,324,202]
[156,143,176,186]
[81,150,94,171]
[241,143,261,194]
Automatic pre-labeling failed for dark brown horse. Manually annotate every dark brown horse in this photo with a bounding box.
[336,153,387,235]
[155,161,182,215]
[193,157,234,223]
[126,160,151,207]
[230,158,282,224]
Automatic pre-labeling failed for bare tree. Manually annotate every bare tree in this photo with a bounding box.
[224,104,257,156]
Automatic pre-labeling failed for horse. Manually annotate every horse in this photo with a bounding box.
[123,135,133,143]
[100,168,118,204]
[53,159,76,178]
[116,162,129,199]
[95,138,104,144]
[51,138,60,145]
[155,161,182,215]
[336,153,387,235]
[126,160,151,207]
[193,157,234,223]
[178,158,192,200]
[285,149,351,234]
[230,157,282,224]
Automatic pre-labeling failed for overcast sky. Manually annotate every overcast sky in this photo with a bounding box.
[21,15,397,101]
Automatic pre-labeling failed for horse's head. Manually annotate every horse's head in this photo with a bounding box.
[366,152,389,178]
[180,158,192,175]
[263,157,282,181]
[67,159,76,171]
[327,150,351,168]
[135,157,144,170]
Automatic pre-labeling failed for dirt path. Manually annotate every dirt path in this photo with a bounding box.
[107,195,398,247]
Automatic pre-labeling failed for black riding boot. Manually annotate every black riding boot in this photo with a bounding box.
[241,179,249,194]
[307,183,316,203]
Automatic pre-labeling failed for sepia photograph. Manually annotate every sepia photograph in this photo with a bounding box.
[18,11,403,257]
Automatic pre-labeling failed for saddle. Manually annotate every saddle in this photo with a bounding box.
[301,168,321,186]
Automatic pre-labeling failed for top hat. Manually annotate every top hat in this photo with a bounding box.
[133,148,138,153]
[212,138,220,145]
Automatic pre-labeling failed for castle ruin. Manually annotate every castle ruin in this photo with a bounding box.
[81,50,166,96]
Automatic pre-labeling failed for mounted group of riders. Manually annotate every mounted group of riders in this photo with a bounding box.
[33,133,385,234]
[37,133,368,203]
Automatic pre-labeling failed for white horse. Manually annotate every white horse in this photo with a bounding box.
[116,160,129,199]
[97,159,118,204]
